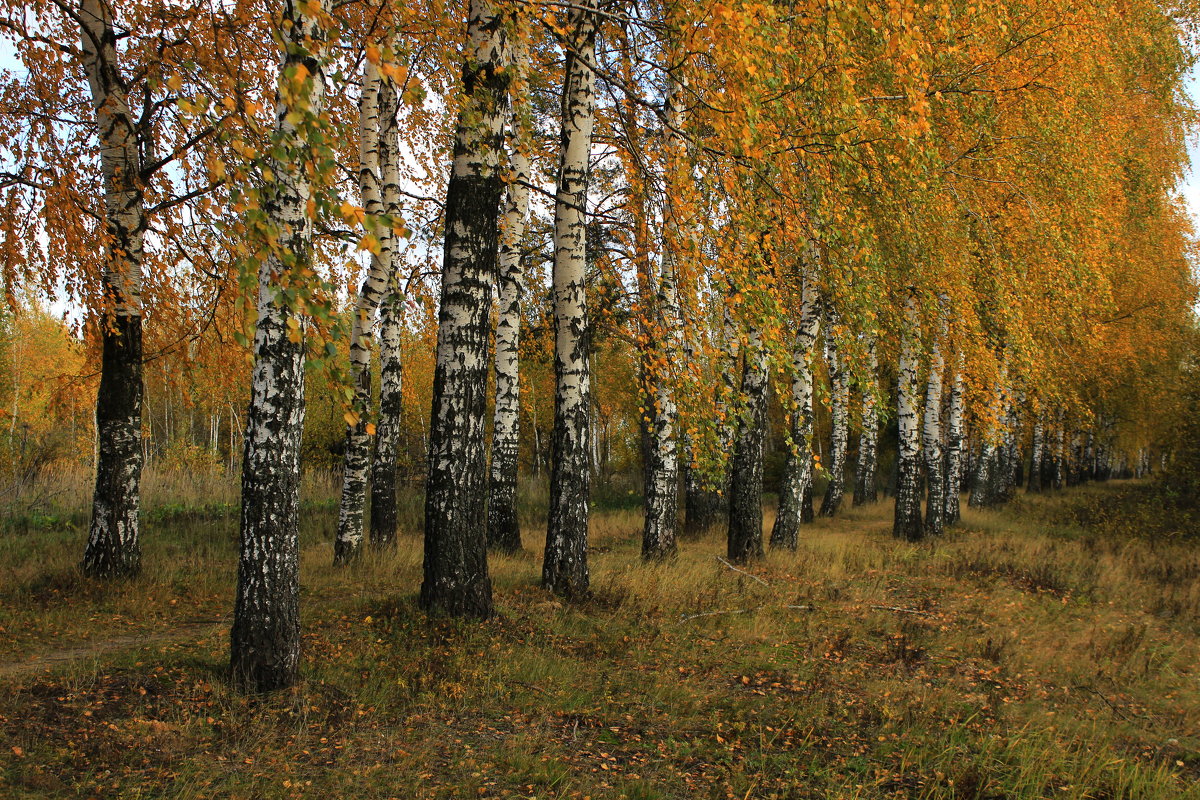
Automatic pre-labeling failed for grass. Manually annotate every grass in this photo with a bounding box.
[0,476,1197,799]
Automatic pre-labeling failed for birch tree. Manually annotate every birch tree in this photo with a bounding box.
[230,0,329,693]
[819,306,848,516]
[853,338,879,506]
[421,0,513,617]
[943,356,965,525]
[770,271,820,550]
[922,298,947,535]
[487,131,531,553]
[727,325,768,563]
[335,62,400,564]
[543,0,598,598]
[893,291,924,541]
[641,62,688,561]
[370,282,404,547]
[78,0,146,580]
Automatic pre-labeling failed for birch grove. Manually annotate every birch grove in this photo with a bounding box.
[0,0,1196,700]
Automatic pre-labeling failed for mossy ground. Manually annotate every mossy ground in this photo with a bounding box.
[0,477,1197,799]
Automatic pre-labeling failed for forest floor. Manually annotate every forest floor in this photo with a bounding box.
[0,479,1198,799]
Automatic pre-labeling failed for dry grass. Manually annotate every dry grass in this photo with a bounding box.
[0,478,1197,799]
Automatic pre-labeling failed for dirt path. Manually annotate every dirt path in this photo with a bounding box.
[0,621,227,680]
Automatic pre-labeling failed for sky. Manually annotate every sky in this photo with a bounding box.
[1178,68,1200,234]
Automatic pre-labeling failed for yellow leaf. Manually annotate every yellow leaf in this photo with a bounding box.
[365,423,377,435]
[344,411,360,427]
[357,233,381,255]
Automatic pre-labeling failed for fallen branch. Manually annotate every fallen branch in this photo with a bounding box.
[680,607,758,622]
[511,680,552,697]
[870,604,935,617]
[715,555,770,587]
[1071,684,1147,722]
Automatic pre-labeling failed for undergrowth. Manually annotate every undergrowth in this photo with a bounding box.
[0,478,1197,799]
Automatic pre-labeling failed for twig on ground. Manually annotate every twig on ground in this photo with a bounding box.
[1072,684,1137,722]
[870,604,936,617]
[511,680,552,697]
[680,607,759,622]
[715,555,770,586]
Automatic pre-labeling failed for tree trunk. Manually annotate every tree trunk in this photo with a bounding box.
[486,141,530,553]
[1028,414,1044,492]
[922,301,946,535]
[230,0,327,694]
[969,443,997,506]
[893,292,923,541]
[684,304,737,536]
[819,306,849,516]
[641,66,687,561]
[770,273,820,550]
[543,0,597,599]
[853,338,879,506]
[421,0,513,618]
[80,0,146,581]
[336,65,399,564]
[727,326,768,563]
[943,357,965,524]
[369,284,403,548]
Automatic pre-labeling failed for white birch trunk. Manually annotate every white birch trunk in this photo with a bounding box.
[642,65,687,561]
[544,0,598,598]
[80,0,146,580]
[486,140,530,552]
[853,338,879,506]
[943,356,965,524]
[770,272,820,550]
[1028,414,1044,492]
[231,0,328,693]
[421,0,513,618]
[922,298,947,535]
[336,64,400,563]
[727,325,768,563]
[369,282,404,547]
[893,292,924,541]
[820,306,849,516]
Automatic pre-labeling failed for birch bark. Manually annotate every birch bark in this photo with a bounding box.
[943,356,965,524]
[641,65,687,561]
[544,0,598,598]
[922,299,947,535]
[770,272,820,550]
[853,338,879,506]
[728,326,768,563]
[421,0,513,617]
[336,65,399,563]
[368,69,406,549]
[893,292,924,541]
[230,0,328,693]
[819,307,848,516]
[80,0,146,580]
[369,282,404,547]
[486,139,530,552]
[1028,414,1044,493]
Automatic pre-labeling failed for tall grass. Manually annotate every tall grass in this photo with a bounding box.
[1,479,1197,799]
